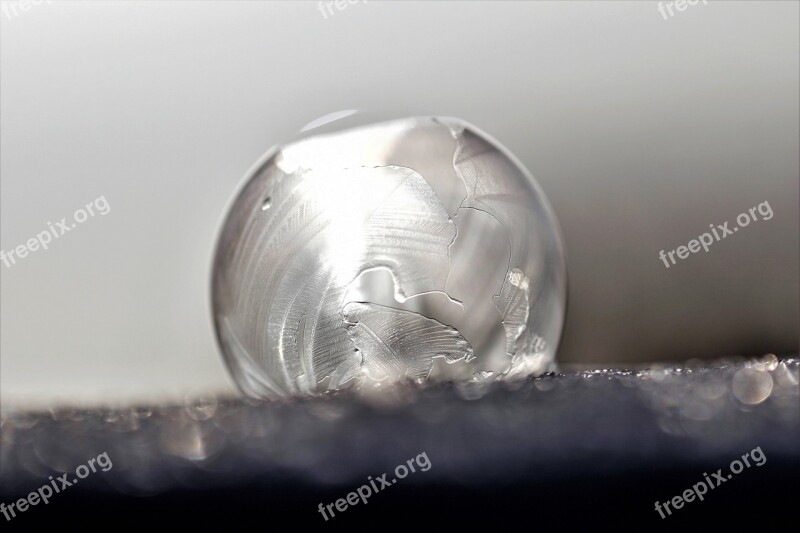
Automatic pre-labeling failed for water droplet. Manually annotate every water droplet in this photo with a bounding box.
[732,368,773,405]
[185,396,218,421]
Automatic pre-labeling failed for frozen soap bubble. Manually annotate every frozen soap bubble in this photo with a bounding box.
[212,116,567,398]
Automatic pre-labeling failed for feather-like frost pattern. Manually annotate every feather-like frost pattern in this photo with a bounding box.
[342,302,473,381]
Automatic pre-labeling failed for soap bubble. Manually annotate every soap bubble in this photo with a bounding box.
[212,115,566,398]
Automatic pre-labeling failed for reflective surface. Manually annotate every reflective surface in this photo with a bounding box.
[212,117,566,398]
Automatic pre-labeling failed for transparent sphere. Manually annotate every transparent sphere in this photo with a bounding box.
[212,116,567,398]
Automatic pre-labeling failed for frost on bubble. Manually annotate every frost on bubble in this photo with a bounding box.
[213,117,563,398]
[343,302,474,382]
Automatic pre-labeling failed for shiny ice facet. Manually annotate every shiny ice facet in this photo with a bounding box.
[212,116,567,398]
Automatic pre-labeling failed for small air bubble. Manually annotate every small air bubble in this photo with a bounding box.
[261,197,272,211]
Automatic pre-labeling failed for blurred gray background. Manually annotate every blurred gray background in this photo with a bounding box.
[1,0,797,407]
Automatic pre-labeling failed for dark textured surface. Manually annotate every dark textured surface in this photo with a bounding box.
[1,356,797,527]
